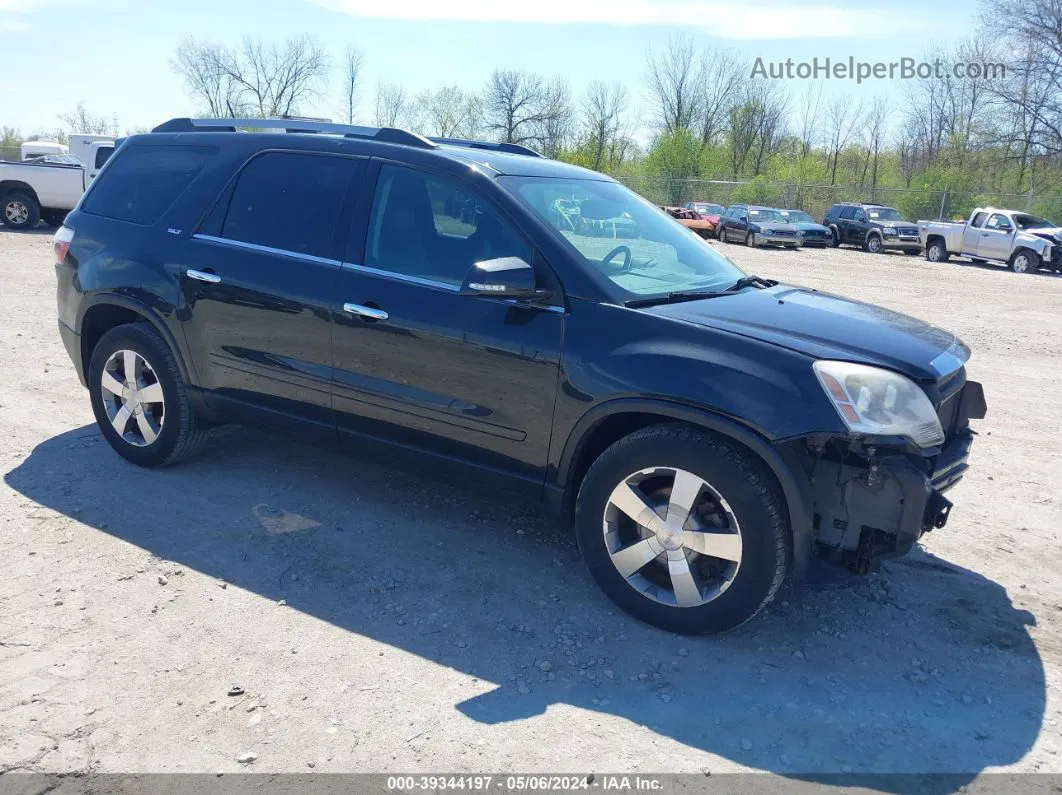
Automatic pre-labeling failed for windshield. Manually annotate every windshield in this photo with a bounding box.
[502,177,743,298]
[694,203,723,214]
[1014,214,1055,230]
[748,208,785,223]
[867,207,905,222]
[784,210,815,224]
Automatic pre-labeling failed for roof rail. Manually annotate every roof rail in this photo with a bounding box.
[150,117,437,150]
[428,137,543,158]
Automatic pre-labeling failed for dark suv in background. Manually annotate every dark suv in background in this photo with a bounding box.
[824,202,923,254]
[53,118,985,635]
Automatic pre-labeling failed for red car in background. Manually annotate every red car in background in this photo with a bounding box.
[662,201,725,239]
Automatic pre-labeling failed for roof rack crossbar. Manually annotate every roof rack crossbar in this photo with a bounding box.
[428,137,543,158]
[150,117,437,150]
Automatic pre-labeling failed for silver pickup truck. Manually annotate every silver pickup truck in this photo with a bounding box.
[0,141,114,230]
[919,207,1062,273]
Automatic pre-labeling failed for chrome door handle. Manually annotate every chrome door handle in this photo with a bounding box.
[187,269,221,284]
[343,303,388,321]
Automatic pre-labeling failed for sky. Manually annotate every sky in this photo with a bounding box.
[0,0,982,136]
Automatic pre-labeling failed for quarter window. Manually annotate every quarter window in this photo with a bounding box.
[219,152,361,259]
[365,164,531,287]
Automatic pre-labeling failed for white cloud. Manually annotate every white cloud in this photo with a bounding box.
[309,0,922,40]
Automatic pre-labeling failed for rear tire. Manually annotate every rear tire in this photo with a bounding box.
[926,239,949,262]
[574,423,789,635]
[2,192,40,230]
[88,323,209,467]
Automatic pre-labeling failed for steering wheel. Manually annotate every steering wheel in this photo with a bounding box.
[601,245,633,270]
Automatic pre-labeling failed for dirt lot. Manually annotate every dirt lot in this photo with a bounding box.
[1,227,1061,783]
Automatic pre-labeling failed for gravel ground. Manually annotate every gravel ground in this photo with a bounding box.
[1,227,1061,783]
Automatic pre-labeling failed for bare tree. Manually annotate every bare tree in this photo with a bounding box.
[645,35,701,133]
[482,69,545,144]
[794,82,825,160]
[339,45,364,124]
[172,36,329,119]
[696,48,746,147]
[861,96,890,196]
[581,81,628,170]
[374,81,412,128]
[727,82,787,176]
[461,92,484,139]
[823,96,864,184]
[58,102,116,135]
[417,86,470,137]
[537,78,574,158]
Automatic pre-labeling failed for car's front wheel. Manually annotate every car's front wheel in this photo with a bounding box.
[574,424,789,635]
[1011,248,1040,274]
[88,322,209,467]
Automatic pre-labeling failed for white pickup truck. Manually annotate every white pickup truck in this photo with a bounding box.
[919,207,1062,274]
[0,140,115,230]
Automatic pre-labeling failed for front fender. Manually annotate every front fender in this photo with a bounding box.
[1015,232,1052,257]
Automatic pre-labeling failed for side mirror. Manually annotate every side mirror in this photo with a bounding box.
[460,257,553,302]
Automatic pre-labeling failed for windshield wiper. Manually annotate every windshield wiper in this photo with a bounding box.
[624,275,778,308]
[727,274,777,291]
[624,290,735,308]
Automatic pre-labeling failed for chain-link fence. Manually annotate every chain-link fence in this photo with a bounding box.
[616,175,1062,223]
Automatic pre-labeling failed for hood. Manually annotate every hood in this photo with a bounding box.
[790,221,829,232]
[644,285,969,381]
[1030,227,1062,243]
[752,221,800,233]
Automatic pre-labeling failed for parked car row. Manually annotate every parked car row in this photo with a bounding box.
[673,198,1061,273]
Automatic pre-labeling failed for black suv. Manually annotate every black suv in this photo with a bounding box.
[54,118,986,635]
[824,202,923,254]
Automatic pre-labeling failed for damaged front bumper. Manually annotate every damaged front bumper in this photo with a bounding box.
[797,379,987,575]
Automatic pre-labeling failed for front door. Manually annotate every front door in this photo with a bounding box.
[330,161,564,488]
[976,213,1015,260]
[180,150,365,429]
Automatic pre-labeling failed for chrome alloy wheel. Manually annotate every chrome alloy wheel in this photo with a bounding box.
[602,467,742,608]
[4,200,29,226]
[1012,252,1032,273]
[100,349,165,447]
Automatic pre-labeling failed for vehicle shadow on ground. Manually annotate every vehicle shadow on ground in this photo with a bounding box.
[5,425,1044,791]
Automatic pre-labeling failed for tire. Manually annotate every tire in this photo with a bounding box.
[864,234,883,254]
[827,227,839,248]
[1010,248,1040,274]
[574,423,789,635]
[718,226,728,243]
[88,322,209,467]
[41,210,67,229]
[745,232,757,248]
[926,239,949,262]
[2,192,40,230]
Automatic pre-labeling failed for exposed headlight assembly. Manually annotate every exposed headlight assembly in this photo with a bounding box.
[813,361,944,448]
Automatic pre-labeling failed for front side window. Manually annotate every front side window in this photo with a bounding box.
[220,152,360,259]
[987,213,1013,231]
[501,176,743,300]
[365,164,531,287]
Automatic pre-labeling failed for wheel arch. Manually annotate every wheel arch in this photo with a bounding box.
[78,295,193,387]
[552,398,813,577]
[0,180,40,206]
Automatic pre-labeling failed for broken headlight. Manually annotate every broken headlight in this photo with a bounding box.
[813,361,945,448]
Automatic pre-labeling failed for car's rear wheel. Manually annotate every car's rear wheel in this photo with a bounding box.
[2,193,40,230]
[88,323,209,467]
[926,239,949,262]
[574,424,789,635]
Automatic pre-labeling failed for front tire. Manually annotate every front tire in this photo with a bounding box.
[574,424,789,635]
[1011,248,1040,274]
[2,192,40,230]
[745,232,757,248]
[864,234,883,254]
[88,323,209,467]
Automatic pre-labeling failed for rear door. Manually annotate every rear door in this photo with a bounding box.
[330,160,564,488]
[962,211,987,253]
[180,150,366,431]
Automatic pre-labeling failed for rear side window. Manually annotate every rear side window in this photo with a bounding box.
[218,152,360,259]
[971,211,987,227]
[82,145,215,225]
[839,206,855,219]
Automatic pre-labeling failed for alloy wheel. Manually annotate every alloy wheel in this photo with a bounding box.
[602,467,743,608]
[100,349,165,447]
[1013,253,1031,273]
[4,201,28,226]
[928,243,944,262]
